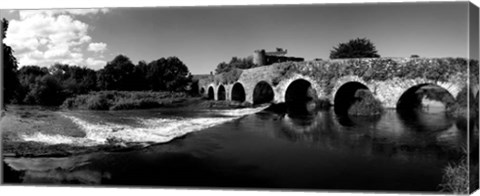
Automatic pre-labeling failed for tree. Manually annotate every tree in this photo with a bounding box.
[131,60,149,91]
[25,74,64,105]
[97,55,136,91]
[2,18,20,106]
[215,62,234,74]
[329,38,380,59]
[49,63,97,96]
[215,56,255,74]
[163,56,191,91]
[146,57,191,91]
[15,65,49,103]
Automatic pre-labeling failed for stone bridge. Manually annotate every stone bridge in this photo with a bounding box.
[198,58,473,111]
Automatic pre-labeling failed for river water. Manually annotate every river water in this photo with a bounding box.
[2,105,472,192]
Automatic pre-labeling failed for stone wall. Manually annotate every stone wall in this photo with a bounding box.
[199,57,471,108]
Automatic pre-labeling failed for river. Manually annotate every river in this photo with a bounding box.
[1,105,473,192]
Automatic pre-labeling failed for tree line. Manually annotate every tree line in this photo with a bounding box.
[7,55,192,106]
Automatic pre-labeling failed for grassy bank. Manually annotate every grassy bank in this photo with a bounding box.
[439,145,479,194]
[61,91,189,110]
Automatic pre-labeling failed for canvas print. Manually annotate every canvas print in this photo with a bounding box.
[1,1,479,194]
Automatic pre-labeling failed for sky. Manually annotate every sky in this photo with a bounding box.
[0,1,472,74]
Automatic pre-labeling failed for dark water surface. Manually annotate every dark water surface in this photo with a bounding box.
[2,106,469,192]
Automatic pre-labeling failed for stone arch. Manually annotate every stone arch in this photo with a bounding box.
[231,82,246,102]
[253,81,274,105]
[331,76,370,104]
[284,79,319,115]
[207,86,215,100]
[200,87,206,95]
[217,85,226,100]
[277,74,322,103]
[396,83,456,111]
[333,81,370,115]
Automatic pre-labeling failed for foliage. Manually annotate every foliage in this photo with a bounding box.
[61,91,188,110]
[10,53,194,107]
[145,56,192,91]
[96,55,136,91]
[439,146,471,194]
[14,66,49,104]
[50,63,98,97]
[214,68,243,85]
[453,86,478,118]
[215,56,255,74]
[2,18,20,106]
[330,38,380,59]
[96,55,192,92]
[24,75,64,106]
[348,89,383,116]
[14,65,97,106]
[132,60,149,91]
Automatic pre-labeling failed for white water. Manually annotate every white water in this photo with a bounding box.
[20,107,268,147]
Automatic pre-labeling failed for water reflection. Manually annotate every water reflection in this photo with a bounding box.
[276,106,466,160]
[396,110,455,132]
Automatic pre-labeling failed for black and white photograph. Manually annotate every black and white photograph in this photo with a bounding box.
[1,0,479,195]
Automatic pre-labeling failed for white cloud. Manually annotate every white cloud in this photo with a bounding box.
[4,8,109,69]
[19,8,109,19]
[86,58,106,70]
[88,42,107,53]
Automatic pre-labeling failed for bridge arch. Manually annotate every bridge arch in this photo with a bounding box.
[285,79,319,114]
[396,83,456,111]
[276,74,322,103]
[331,76,370,103]
[333,81,371,115]
[217,85,226,100]
[253,81,274,105]
[207,86,215,100]
[231,82,246,102]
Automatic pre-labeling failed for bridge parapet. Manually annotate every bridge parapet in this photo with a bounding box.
[199,57,471,108]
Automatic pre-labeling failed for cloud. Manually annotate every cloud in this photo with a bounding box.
[3,9,109,69]
[19,8,109,19]
[88,42,107,53]
[86,58,106,70]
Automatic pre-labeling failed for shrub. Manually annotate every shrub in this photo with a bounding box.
[439,155,469,194]
[86,94,111,110]
[214,68,243,85]
[348,89,383,116]
[61,91,188,110]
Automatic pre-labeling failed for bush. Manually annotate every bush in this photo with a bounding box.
[61,91,188,110]
[348,89,383,116]
[439,156,470,194]
[86,94,111,110]
[214,68,243,85]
